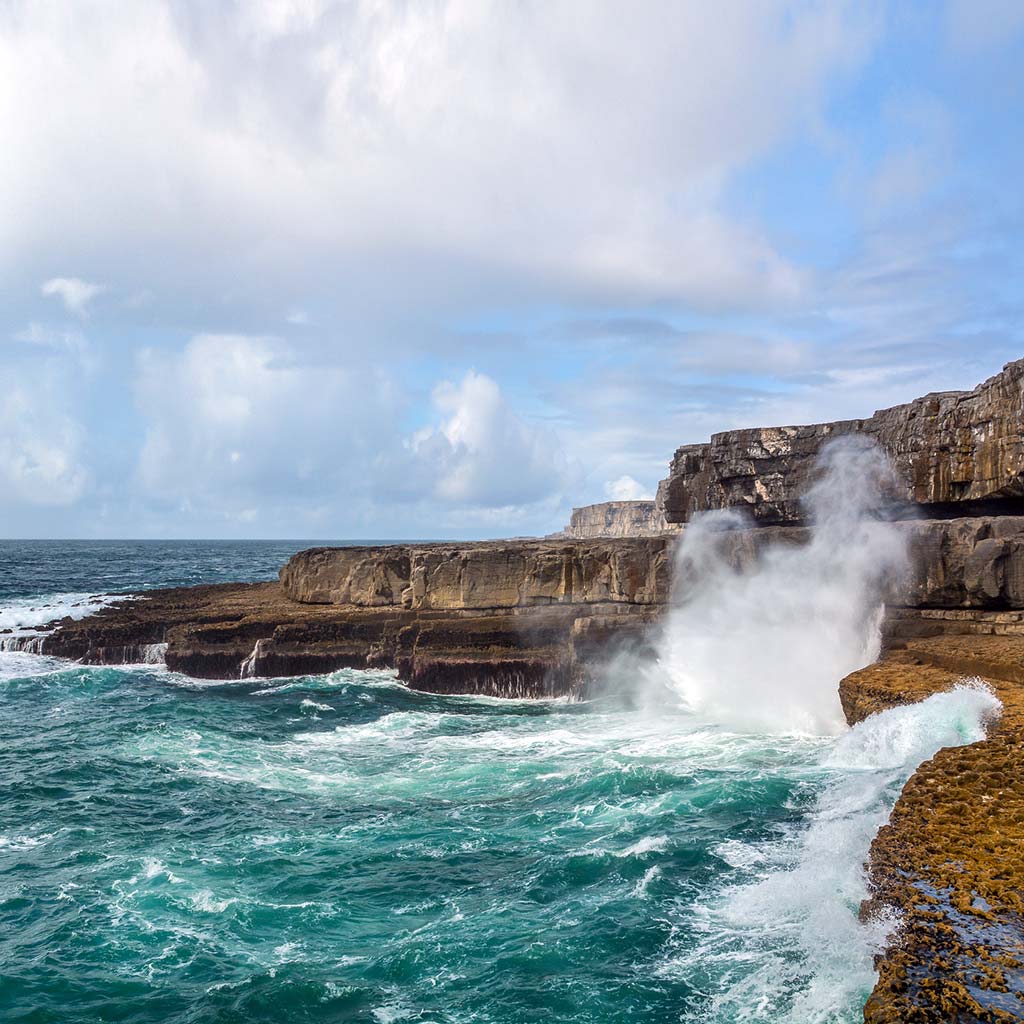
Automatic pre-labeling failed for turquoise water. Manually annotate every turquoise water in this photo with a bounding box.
[0,542,998,1023]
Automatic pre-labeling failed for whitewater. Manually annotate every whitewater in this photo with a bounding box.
[0,534,998,1023]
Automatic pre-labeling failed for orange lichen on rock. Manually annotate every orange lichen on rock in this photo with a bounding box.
[840,636,1024,1022]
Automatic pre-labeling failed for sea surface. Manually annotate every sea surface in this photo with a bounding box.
[0,540,997,1023]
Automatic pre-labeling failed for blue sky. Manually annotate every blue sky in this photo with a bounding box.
[2,0,1023,539]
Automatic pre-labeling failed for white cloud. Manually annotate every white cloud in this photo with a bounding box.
[604,475,652,501]
[40,277,104,317]
[12,322,87,354]
[133,339,567,527]
[391,371,567,507]
[135,333,396,518]
[1,2,876,313]
[0,376,88,506]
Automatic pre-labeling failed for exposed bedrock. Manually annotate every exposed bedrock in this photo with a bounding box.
[280,516,1024,616]
[555,500,681,539]
[656,358,1024,525]
[279,538,673,609]
[28,516,1024,694]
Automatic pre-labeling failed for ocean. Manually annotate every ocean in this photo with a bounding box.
[0,540,996,1023]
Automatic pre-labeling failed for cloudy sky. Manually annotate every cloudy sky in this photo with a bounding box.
[2,1,1023,539]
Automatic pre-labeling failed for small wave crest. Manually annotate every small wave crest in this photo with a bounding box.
[0,591,121,633]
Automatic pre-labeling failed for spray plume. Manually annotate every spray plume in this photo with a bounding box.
[652,436,909,734]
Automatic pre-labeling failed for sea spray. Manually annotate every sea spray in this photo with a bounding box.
[666,684,1001,1024]
[653,437,910,733]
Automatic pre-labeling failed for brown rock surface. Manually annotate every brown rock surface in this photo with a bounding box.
[840,636,1024,1023]
[23,513,1024,696]
[280,538,673,609]
[23,575,658,698]
[657,359,1024,525]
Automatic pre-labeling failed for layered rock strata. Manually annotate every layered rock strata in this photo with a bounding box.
[656,358,1024,525]
[280,538,672,609]
[840,637,1024,1023]
[23,539,671,698]
[557,501,680,539]
[23,515,1024,695]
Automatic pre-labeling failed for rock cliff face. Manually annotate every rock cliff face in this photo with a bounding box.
[280,539,672,609]
[281,516,1024,618]
[558,501,679,539]
[29,515,1024,694]
[656,358,1024,525]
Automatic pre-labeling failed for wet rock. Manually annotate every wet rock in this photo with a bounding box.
[841,638,1024,1023]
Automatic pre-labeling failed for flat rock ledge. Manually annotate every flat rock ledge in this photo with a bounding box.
[840,636,1024,1023]
[21,539,670,698]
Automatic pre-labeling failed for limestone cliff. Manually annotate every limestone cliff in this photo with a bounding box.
[557,501,680,539]
[279,538,672,609]
[656,358,1024,525]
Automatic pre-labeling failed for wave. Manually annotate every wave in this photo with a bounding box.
[0,591,122,632]
[661,683,1000,1023]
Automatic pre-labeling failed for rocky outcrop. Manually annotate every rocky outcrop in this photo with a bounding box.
[280,538,673,610]
[657,358,1024,525]
[28,514,1024,696]
[840,638,1024,1023]
[900,515,1024,610]
[558,501,680,539]
[28,539,672,696]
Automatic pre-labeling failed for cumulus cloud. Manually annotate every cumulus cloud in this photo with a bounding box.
[135,333,396,521]
[386,371,567,508]
[40,277,104,317]
[0,2,875,314]
[605,475,652,501]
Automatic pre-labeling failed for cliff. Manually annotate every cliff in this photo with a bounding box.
[22,515,1024,696]
[18,539,671,698]
[279,538,671,608]
[656,358,1024,525]
[557,501,679,539]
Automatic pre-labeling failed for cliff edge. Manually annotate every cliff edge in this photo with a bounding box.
[656,358,1024,525]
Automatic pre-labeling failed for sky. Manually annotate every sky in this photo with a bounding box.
[2,0,1023,540]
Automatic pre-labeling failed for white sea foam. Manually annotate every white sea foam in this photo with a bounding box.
[633,865,662,898]
[663,684,1000,1024]
[300,698,334,712]
[0,591,127,680]
[0,591,121,632]
[0,832,53,851]
[619,835,669,857]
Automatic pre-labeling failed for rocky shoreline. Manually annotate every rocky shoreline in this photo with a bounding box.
[7,358,1024,1022]
[841,638,1024,1022]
